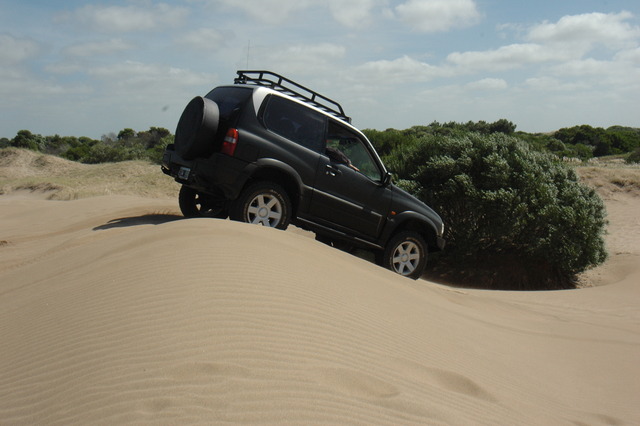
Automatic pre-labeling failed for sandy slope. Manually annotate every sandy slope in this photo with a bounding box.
[576,166,640,288]
[1,192,639,425]
[1,150,639,424]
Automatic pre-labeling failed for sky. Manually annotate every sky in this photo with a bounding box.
[1,0,639,139]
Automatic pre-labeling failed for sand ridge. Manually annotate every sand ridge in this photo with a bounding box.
[1,193,639,425]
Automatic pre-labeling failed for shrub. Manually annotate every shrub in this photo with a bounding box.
[627,147,640,164]
[11,130,44,151]
[82,142,144,164]
[388,133,607,290]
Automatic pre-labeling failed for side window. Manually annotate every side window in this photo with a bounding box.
[326,121,382,182]
[261,95,326,153]
[206,87,252,122]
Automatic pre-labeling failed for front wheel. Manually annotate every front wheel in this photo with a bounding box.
[381,231,428,279]
[230,181,291,230]
[179,186,227,219]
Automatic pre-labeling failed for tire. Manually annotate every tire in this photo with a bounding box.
[174,96,219,160]
[381,231,428,280]
[179,186,228,219]
[230,181,291,230]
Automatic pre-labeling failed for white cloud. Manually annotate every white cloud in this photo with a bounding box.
[88,61,214,90]
[56,2,189,33]
[253,43,347,75]
[451,12,640,75]
[285,43,346,59]
[355,55,443,82]
[465,78,507,90]
[45,62,83,75]
[552,58,612,77]
[394,0,481,33]
[327,0,379,29]
[177,28,225,51]
[446,43,567,71]
[213,0,311,25]
[0,62,92,104]
[0,34,40,65]
[63,39,134,57]
[528,11,640,52]
[549,57,640,90]
[614,46,640,63]
[524,76,588,92]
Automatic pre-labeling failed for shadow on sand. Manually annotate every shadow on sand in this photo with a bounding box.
[93,214,184,231]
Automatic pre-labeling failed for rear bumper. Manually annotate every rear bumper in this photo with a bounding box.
[161,148,251,200]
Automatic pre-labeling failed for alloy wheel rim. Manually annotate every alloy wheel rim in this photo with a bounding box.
[392,241,420,275]
[247,194,282,227]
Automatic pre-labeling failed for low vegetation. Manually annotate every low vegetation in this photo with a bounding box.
[0,127,171,165]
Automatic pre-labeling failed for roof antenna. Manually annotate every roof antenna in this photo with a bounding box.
[246,40,250,69]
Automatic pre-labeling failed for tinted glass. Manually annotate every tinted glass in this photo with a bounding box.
[206,87,252,121]
[262,95,326,153]
[326,121,382,181]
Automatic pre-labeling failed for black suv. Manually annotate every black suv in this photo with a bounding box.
[162,71,445,279]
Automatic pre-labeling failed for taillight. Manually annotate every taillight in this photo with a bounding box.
[221,128,239,156]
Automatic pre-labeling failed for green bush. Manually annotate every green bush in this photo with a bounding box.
[388,133,607,290]
[11,130,44,151]
[627,147,640,164]
[82,142,144,164]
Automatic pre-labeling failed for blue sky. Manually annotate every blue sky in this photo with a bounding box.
[1,0,639,139]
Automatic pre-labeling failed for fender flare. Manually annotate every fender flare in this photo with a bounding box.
[381,210,441,250]
[242,158,312,212]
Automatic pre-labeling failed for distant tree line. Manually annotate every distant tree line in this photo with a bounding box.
[1,120,638,164]
[363,120,640,163]
[0,127,172,164]
[519,124,640,161]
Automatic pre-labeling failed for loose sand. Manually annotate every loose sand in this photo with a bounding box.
[1,149,639,424]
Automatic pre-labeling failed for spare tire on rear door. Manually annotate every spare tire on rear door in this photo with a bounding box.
[174,96,219,160]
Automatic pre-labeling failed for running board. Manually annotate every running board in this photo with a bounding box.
[294,217,383,251]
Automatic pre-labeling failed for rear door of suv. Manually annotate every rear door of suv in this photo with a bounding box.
[259,94,326,202]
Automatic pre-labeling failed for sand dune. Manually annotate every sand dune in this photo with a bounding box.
[1,150,639,424]
[1,193,639,425]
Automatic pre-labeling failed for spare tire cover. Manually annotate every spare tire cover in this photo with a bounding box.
[174,96,220,160]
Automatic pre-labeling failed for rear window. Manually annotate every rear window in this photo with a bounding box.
[261,95,327,153]
[205,87,252,121]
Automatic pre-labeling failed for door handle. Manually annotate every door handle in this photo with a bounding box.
[325,164,341,177]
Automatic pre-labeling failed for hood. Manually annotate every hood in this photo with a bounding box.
[389,184,445,236]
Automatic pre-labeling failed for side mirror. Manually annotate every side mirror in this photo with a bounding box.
[381,171,393,187]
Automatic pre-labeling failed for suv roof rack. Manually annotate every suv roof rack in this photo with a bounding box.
[234,70,351,123]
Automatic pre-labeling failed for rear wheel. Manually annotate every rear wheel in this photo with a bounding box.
[381,231,428,279]
[179,186,227,218]
[230,181,291,230]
